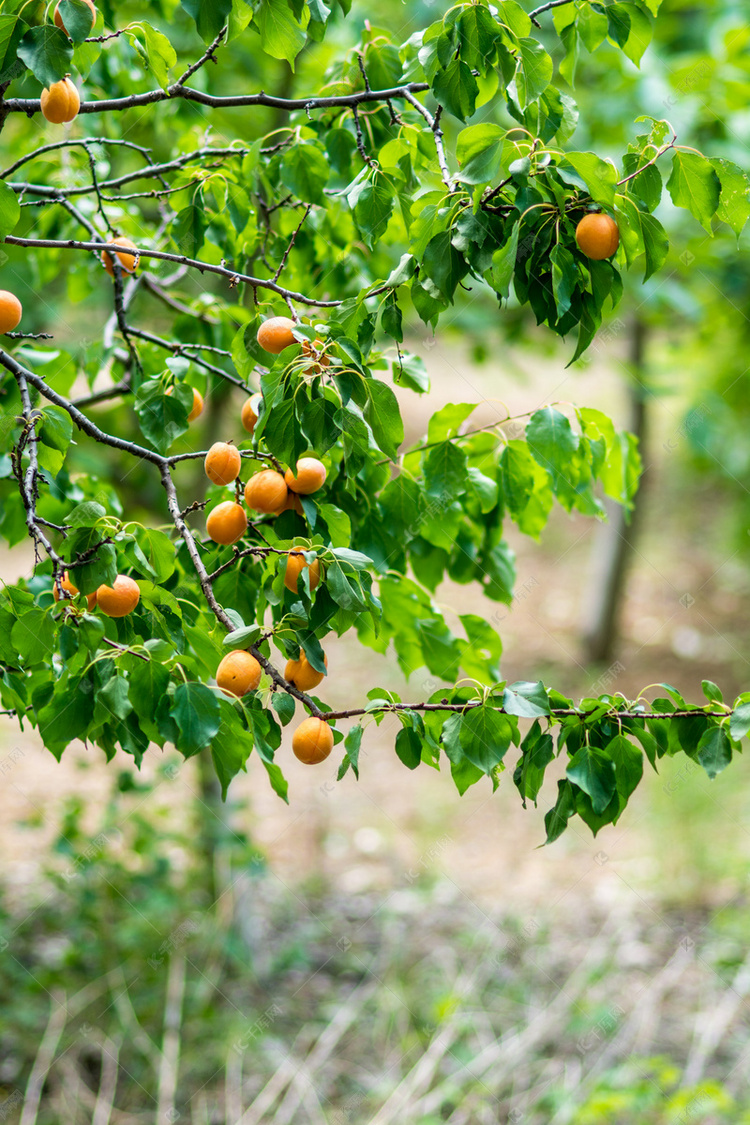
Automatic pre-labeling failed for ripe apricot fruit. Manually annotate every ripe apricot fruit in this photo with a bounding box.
[0,291,22,334]
[284,550,320,594]
[285,650,328,692]
[166,384,204,421]
[205,442,242,486]
[257,316,297,354]
[292,717,334,765]
[575,213,620,260]
[216,649,262,697]
[241,393,263,434]
[52,571,97,609]
[101,236,139,277]
[96,574,140,617]
[285,457,327,496]
[206,501,247,545]
[54,0,96,35]
[244,469,288,515]
[40,77,80,124]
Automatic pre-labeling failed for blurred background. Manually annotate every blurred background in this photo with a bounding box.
[2,0,750,1121]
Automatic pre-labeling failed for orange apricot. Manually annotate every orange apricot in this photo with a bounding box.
[285,649,328,692]
[216,649,262,697]
[292,717,334,765]
[206,501,247,545]
[281,491,305,517]
[205,442,242,486]
[40,77,80,124]
[575,213,620,260]
[52,570,96,608]
[244,469,288,515]
[257,316,296,355]
[96,574,140,618]
[54,0,96,35]
[241,393,263,434]
[101,236,139,277]
[0,291,22,334]
[284,457,327,496]
[284,550,320,594]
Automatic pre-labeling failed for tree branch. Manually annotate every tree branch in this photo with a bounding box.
[4,236,341,308]
[2,82,431,119]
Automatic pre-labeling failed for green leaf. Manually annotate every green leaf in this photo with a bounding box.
[622,2,653,66]
[364,379,403,460]
[488,221,519,298]
[173,198,207,259]
[135,380,191,452]
[338,723,363,780]
[96,675,132,723]
[395,726,422,770]
[701,679,723,704]
[170,682,221,758]
[423,440,468,501]
[605,3,631,47]
[0,179,20,241]
[526,407,579,492]
[560,151,619,208]
[12,609,55,665]
[351,174,394,248]
[549,243,578,319]
[17,25,72,86]
[427,402,476,443]
[459,706,514,774]
[257,0,307,68]
[606,734,643,803]
[456,123,506,185]
[514,721,554,805]
[272,692,295,726]
[280,143,329,204]
[666,150,721,234]
[421,231,469,302]
[56,0,96,42]
[730,701,750,742]
[223,625,262,648]
[503,680,550,719]
[544,779,576,842]
[484,540,516,604]
[0,16,28,85]
[456,4,500,73]
[129,22,177,90]
[66,501,106,528]
[566,746,616,814]
[38,683,90,757]
[181,0,232,41]
[37,405,73,476]
[211,703,253,799]
[432,58,478,121]
[516,38,552,107]
[697,726,732,780]
[128,659,170,733]
[711,158,750,239]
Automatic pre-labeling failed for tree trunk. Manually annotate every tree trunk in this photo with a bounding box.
[582,316,649,664]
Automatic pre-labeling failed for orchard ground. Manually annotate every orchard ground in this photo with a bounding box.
[2,334,750,1117]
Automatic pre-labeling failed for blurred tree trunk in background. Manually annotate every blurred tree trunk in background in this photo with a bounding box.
[583,318,649,664]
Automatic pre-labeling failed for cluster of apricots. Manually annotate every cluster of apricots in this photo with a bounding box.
[215,648,333,764]
[54,570,140,617]
[209,317,334,763]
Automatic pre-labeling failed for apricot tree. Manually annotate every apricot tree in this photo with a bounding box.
[0,0,747,840]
